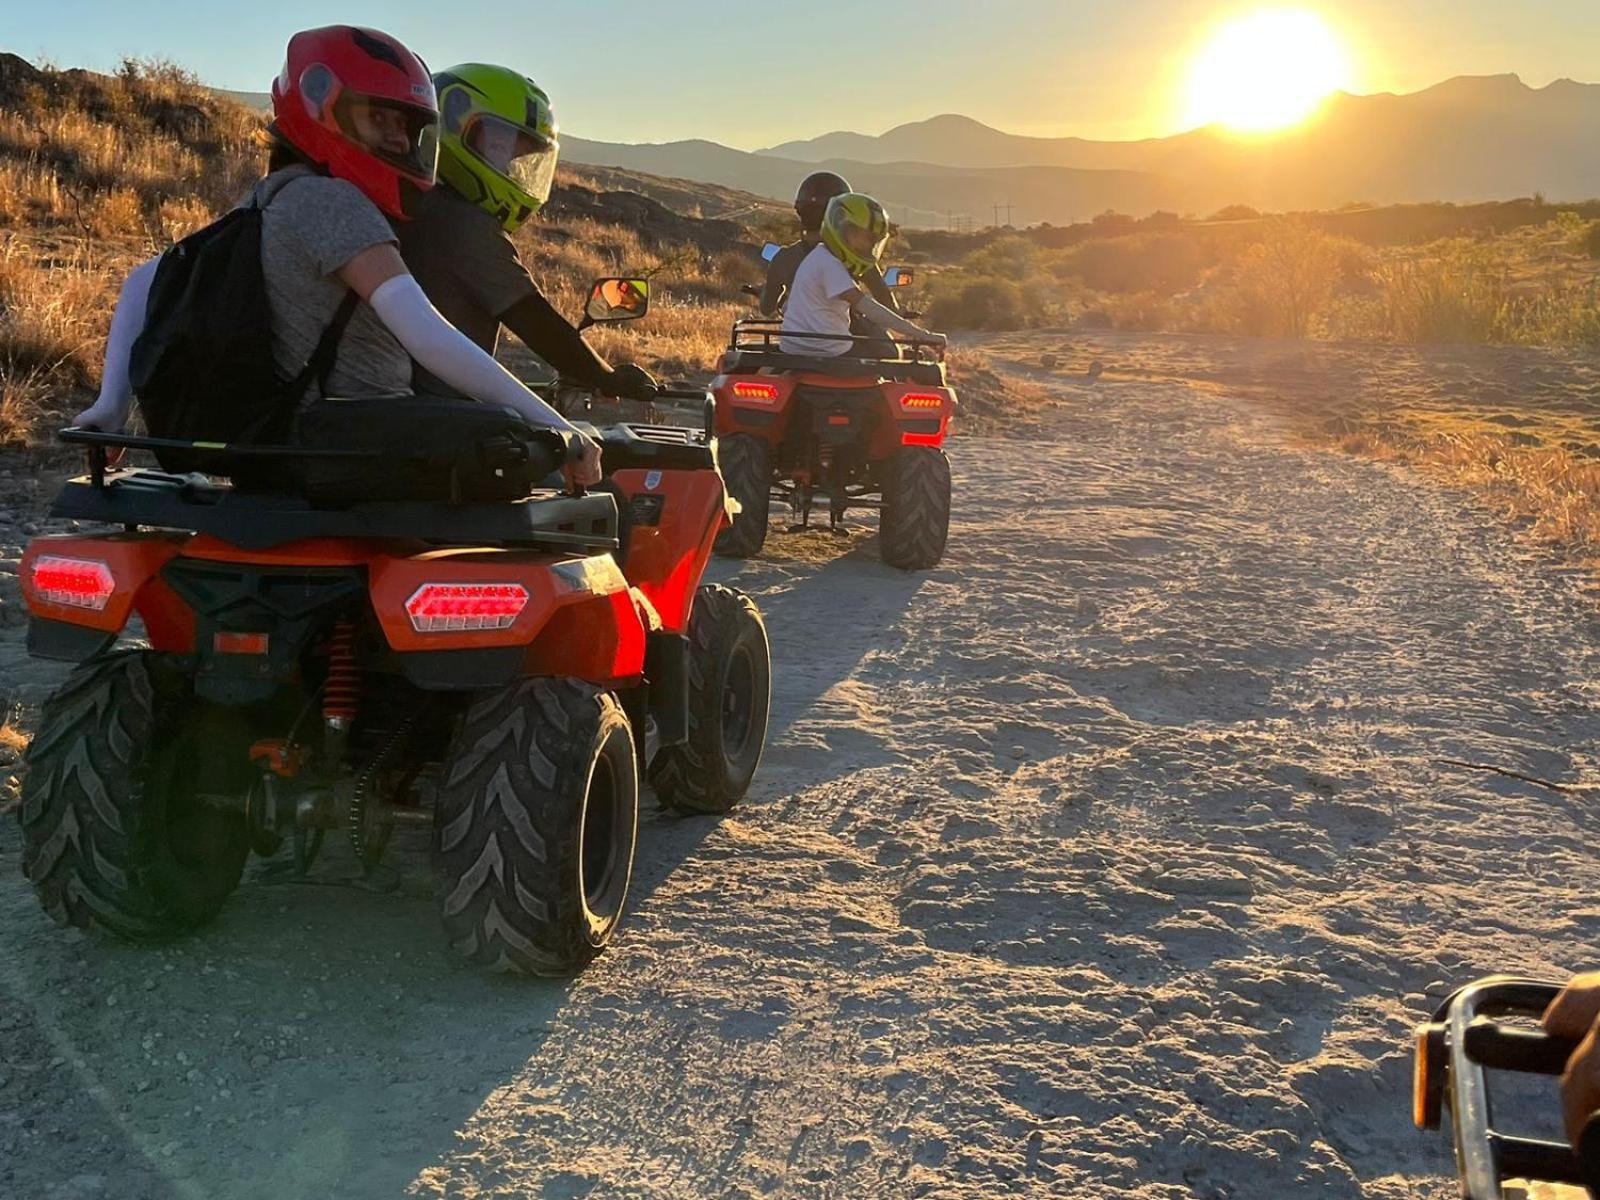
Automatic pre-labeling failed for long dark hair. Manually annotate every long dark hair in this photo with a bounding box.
[264,124,314,174]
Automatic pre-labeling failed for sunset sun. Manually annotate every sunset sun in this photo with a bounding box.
[1187,9,1352,133]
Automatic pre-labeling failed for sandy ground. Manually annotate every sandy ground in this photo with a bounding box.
[983,328,1600,455]
[5,350,1600,1198]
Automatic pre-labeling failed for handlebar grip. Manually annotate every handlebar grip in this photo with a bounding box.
[1463,1020,1580,1075]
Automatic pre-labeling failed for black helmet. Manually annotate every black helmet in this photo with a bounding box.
[795,171,852,234]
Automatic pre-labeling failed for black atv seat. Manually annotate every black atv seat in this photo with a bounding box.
[720,348,947,388]
[595,421,716,474]
[52,470,618,553]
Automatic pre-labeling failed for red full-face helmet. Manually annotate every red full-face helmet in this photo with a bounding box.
[270,25,439,220]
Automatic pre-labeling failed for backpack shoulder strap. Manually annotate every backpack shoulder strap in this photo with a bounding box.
[310,291,361,393]
[281,290,360,401]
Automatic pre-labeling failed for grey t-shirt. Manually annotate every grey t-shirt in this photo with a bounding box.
[247,167,410,401]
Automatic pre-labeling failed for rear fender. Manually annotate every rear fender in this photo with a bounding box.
[872,382,958,457]
[608,469,726,633]
[712,374,795,445]
[367,550,647,684]
[19,533,195,651]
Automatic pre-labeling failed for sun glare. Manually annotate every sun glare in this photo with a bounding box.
[1187,9,1352,134]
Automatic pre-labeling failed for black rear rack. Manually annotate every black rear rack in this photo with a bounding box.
[51,469,618,553]
[61,427,385,490]
[720,322,948,387]
[729,319,946,364]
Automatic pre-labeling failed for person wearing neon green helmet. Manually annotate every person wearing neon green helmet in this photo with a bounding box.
[398,62,656,402]
[780,192,945,357]
[759,171,902,319]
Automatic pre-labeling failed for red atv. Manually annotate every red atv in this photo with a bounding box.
[709,319,957,570]
[13,385,770,977]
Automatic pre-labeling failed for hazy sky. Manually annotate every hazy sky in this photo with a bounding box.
[5,1,1599,146]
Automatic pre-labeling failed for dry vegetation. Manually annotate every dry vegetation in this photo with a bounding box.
[912,203,1600,349]
[0,52,1030,450]
[913,203,1600,562]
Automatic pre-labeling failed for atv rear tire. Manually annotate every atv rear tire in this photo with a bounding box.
[18,650,251,941]
[714,433,770,559]
[650,585,771,815]
[879,446,952,570]
[436,678,639,976]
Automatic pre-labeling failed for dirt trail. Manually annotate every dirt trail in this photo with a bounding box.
[5,364,1600,1199]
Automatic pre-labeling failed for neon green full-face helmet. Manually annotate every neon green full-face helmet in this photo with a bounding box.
[433,63,559,232]
[820,192,890,279]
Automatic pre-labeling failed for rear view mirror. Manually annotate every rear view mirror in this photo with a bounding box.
[883,266,915,288]
[584,277,650,324]
[761,242,782,262]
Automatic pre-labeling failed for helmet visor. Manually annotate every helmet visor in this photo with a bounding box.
[340,95,439,182]
[469,114,559,207]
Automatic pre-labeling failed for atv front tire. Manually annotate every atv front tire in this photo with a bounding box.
[650,585,771,815]
[436,678,639,976]
[714,433,771,559]
[18,650,251,940]
[879,445,952,570]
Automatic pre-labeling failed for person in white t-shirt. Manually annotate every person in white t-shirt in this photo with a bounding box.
[779,193,945,357]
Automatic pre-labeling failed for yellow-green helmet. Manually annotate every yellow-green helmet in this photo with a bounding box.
[820,193,890,278]
[433,63,559,232]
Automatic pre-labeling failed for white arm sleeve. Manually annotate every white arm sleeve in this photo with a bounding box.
[80,256,158,429]
[369,274,577,433]
[854,293,936,342]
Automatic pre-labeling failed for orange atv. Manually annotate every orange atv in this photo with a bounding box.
[709,319,957,570]
[14,389,770,977]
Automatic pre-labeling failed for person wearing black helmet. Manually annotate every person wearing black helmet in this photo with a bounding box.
[759,170,901,319]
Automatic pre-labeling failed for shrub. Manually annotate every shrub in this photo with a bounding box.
[928,275,1026,331]
[1052,233,1209,295]
[1214,220,1365,337]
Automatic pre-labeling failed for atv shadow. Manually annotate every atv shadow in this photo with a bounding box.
[706,527,935,794]
[0,795,725,1200]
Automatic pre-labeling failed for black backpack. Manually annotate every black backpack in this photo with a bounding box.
[129,177,357,471]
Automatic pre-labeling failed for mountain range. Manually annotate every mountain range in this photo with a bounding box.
[221,74,1600,228]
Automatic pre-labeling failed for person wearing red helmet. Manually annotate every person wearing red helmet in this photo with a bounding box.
[77,25,601,485]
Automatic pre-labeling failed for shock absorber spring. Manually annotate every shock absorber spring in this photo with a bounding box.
[323,621,359,732]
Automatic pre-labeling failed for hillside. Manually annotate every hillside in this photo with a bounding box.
[0,55,765,443]
[761,75,1600,213]
[562,135,1179,228]
[196,72,1600,224]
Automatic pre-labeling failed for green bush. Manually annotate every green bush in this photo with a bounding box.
[928,275,1026,331]
[1051,233,1210,295]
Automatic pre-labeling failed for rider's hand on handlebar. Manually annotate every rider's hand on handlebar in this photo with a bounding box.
[1544,973,1600,1145]
[602,362,658,402]
[74,398,127,434]
[1544,973,1600,1036]
[563,432,603,490]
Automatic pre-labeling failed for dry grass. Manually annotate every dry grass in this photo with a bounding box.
[0,54,1039,445]
[0,233,133,441]
[924,213,1600,350]
[1329,423,1600,561]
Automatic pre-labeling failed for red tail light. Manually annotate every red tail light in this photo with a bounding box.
[901,431,946,447]
[732,381,781,401]
[214,632,270,655]
[900,392,946,411]
[31,556,116,610]
[827,415,851,426]
[405,583,530,633]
